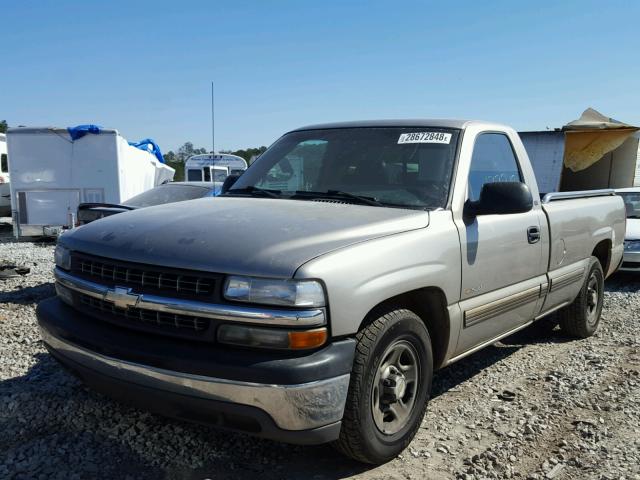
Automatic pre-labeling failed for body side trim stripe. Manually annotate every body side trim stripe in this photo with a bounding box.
[464,285,540,328]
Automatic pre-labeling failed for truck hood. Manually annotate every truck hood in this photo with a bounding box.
[61,197,430,277]
[626,218,640,240]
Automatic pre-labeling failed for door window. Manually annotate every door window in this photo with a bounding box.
[468,133,522,201]
[1,154,7,174]
[187,169,203,181]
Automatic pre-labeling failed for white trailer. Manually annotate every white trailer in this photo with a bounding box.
[0,133,9,217]
[184,153,248,192]
[8,127,175,238]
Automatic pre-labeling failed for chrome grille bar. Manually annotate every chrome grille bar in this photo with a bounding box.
[55,268,326,327]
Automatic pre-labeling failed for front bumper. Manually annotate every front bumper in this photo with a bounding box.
[37,297,355,444]
[620,250,640,272]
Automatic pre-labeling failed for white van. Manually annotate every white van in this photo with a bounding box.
[0,133,9,217]
[8,126,174,238]
[184,153,248,192]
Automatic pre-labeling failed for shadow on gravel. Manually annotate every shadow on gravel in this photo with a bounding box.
[0,353,164,480]
[0,314,586,480]
[0,282,55,304]
[605,271,640,292]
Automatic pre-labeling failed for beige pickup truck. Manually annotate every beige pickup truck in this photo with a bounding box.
[38,119,625,463]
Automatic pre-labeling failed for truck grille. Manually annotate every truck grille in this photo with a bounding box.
[71,253,220,298]
[79,294,209,331]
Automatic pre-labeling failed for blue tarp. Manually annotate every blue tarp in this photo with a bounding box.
[67,124,102,140]
[66,125,165,164]
[129,138,165,164]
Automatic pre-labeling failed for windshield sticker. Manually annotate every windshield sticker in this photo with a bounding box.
[397,132,452,144]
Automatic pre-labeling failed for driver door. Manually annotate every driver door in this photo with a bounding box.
[454,133,545,354]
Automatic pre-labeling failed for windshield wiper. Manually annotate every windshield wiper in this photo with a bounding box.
[628,215,640,219]
[224,186,281,198]
[293,190,383,207]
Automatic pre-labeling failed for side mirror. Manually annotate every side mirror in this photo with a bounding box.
[465,182,533,216]
[221,172,242,194]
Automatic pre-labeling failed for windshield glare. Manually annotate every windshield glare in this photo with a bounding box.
[230,127,460,209]
[620,192,640,218]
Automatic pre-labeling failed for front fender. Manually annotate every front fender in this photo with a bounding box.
[295,210,461,337]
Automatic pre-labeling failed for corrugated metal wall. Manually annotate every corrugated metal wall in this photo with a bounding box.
[519,131,565,193]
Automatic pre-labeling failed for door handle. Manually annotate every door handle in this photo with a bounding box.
[527,226,540,244]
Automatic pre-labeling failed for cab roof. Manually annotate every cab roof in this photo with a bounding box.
[288,119,486,133]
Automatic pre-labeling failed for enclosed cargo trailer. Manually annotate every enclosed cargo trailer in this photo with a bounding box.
[7,127,174,238]
[0,133,9,216]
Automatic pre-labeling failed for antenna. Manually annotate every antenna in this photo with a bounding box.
[211,82,215,154]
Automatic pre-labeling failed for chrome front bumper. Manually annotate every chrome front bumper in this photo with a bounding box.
[40,326,350,432]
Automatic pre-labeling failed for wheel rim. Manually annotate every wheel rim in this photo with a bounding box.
[371,339,420,435]
[586,272,600,325]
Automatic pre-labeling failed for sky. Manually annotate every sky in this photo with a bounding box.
[2,0,640,153]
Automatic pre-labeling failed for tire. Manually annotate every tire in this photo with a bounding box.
[558,257,604,338]
[333,308,433,464]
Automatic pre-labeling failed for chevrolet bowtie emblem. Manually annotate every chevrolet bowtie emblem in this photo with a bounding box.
[104,286,141,309]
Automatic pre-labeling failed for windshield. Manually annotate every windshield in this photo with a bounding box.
[124,184,210,208]
[229,127,460,209]
[619,192,640,218]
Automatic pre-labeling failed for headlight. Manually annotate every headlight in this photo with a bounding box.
[54,244,71,270]
[224,276,325,307]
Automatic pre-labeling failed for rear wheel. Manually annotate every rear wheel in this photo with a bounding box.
[333,309,433,464]
[558,257,604,338]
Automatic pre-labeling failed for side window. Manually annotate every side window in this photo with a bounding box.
[468,133,521,201]
[1,154,7,173]
[187,169,203,181]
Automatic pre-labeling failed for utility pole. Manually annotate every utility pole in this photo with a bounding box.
[211,82,215,154]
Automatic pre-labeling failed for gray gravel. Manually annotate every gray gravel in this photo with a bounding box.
[1,220,639,479]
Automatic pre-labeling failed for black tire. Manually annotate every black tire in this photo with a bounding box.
[558,257,604,338]
[333,308,433,464]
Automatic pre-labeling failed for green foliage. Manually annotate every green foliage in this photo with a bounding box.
[164,150,177,163]
[176,142,207,162]
[222,146,268,164]
[166,160,184,181]
[0,120,7,134]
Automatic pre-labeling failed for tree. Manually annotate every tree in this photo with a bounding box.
[222,146,267,164]
[164,150,177,163]
[175,142,209,162]
[0,120,7,134]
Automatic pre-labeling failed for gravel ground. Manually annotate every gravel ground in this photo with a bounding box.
[1,219,639,479]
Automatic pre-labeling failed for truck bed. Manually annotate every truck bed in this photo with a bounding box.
[541,190,625,277]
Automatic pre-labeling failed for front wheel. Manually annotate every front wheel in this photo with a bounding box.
[558,257,604,338]
[333,309,433,464]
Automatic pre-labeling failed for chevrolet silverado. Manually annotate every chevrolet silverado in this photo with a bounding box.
[37,120,625,463]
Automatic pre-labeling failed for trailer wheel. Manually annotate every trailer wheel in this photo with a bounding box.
[333,309,433,464]
[558,257,604,339]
